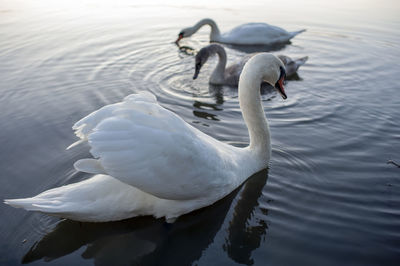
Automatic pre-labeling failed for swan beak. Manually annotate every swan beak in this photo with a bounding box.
[275,77,287,99]
[175,33,184,44]
[275,67,287,99]
[193,64,200,80]
[193,71,199,80]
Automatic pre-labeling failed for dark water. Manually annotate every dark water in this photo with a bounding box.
[1,1,400,265]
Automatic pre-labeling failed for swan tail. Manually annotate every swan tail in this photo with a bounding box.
[4,198,41,210]
[4,197,68,213]
[3,175,150,222]
[290,29,306,38]
[4,185,78,214]
[294,56,309,66]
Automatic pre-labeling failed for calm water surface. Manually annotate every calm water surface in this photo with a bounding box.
[1,0,399,265]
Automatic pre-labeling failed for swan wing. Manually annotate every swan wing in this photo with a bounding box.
[224,55,252,86]
[222,23,304,45]
[69,91,157,144]
[229,23,288,37]
[71,91,231,200]
[223,23,286,44]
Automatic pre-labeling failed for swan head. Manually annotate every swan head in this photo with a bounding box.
[244,53,287,99]
[259,54,287,99]
[175,27,196,44]
[193,45,214,79]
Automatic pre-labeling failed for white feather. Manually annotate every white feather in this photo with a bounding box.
[5,54,286,222]
[178,18,305,46]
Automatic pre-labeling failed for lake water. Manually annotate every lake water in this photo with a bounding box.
[1,0,399,265]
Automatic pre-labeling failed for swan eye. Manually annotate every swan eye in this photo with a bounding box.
[179,31,185,37]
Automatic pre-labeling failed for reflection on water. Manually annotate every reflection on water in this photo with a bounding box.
[193,99,222,121]
[176,44,197,56]
[193,110,219,121]
[208,84,225,105]
[22,170,269,265]
[224,168,269,265]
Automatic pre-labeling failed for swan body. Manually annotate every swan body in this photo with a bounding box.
[5,54,287,222]
[276,55,308,77]
[194,44,308,86]
[176,18,305,46]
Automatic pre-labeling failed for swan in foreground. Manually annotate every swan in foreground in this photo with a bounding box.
[176,18,305,46]
[4,54,287,223]
[194,44,308,86]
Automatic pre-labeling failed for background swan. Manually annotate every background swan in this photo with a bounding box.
[4,53,287,223]
[176,18,305,46]
[194,44,308,86]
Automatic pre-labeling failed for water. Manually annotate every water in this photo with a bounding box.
[1,0,399,265]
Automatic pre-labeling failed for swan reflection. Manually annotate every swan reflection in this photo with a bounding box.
[208,84,225,105]
[22,169,269,265]
[192,84,225,122]
[224,167,269,265]
[175,42,197,56]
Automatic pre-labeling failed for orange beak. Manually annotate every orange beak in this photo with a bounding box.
[275,75,287,99]
[175,34,183,44]
[274,66,287,99]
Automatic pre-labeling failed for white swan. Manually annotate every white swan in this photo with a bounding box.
[4,53,287,223]
[176,18,305,46]
[194,44,308,86]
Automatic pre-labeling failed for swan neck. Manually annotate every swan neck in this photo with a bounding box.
[210,45,227,83]
[195,19,221,41]
[238,66,271,159]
